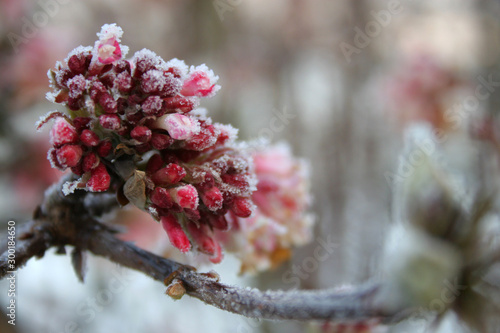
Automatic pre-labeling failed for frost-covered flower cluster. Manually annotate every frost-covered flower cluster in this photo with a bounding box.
[40,24,313,269]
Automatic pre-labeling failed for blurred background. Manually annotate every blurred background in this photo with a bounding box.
[1,0,500,332]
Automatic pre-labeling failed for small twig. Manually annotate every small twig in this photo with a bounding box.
[83,226,386,321]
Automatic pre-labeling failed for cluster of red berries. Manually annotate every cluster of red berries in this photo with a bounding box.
[41,24,257,262]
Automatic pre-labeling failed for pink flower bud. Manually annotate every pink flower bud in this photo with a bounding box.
[87,163,110,192]
[152,163,186,185]
[56,144,83,168]
[170,185,199,210]
[154,114,199,140]
[80,129,100,147]
[201,186,223,211]
[181,65,220,97]
[231,197,254,218]
[95,24,126,65]
[130,126,152,143]
[99,114,121,130]
[98,39,122,64]
[161,215,191,253]
[50,118,79,147]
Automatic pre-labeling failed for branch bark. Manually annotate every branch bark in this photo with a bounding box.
[0,176,403,323]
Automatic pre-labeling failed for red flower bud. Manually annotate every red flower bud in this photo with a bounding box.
[201,186,223,211]
[96,140,112,157]
[181,66,219,97]
[82,152,99,172]
[99,93,118,113]
[56,144,83,168]
[151,133,174,150]
[231,197,254,218]
[152,163,186,185]
[87,163,110,192]
[89,81,107,102]
[164,96,198,113]
[187,223,216,256]
[116,71,132,93]
[50,118,78,147]
[221,174,250,191]
[80,129,100,147]
[73,117,92,131]
[68,54,89,75]
[170,185,199,210]
[161,215,191,253]
[130,126,152,143]
[142,95,164,116]
[151,187,174,208]
[99,114,121,130]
